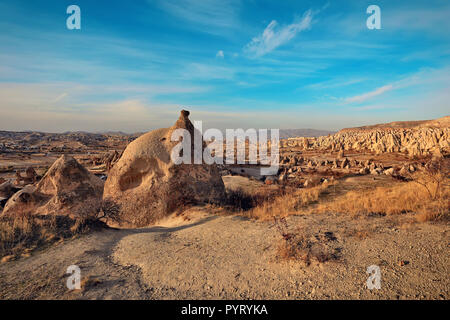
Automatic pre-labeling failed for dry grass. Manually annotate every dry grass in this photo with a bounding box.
[0,200,113,260]
[315,182,428,215]
[1,214,80,260]
[228,159,448,223]
[245,182,332,220]
[410,158,449,221]
[314,160,450,222]
[314,159,449,221]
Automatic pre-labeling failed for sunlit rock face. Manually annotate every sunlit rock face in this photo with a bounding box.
[103,110,226,228]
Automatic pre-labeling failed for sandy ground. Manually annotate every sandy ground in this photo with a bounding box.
[0,206,448,300]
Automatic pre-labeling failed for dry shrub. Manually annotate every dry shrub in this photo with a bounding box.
[74,197,121,230]
[411,158,449,221]
[225,186,285,212]
[80,276,102,292]
[315,158,449,221]
[274,218,339,264]
[225,188,259,211]
[345,227,373,240]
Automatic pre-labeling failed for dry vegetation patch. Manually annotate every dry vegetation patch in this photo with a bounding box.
[228,158,449,223]
[0,214,93,260]
[273,217,341,265]
[226,183,333,220]
[227,158,448,265]
[0,199,119,260]
[315,158,449,221]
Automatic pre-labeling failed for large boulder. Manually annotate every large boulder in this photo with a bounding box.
[103,110,226,227]
[2,155,103,218]
[0,181,20,211]
[0,181,20,200]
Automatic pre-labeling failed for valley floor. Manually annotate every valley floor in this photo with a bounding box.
[0,207,448,300]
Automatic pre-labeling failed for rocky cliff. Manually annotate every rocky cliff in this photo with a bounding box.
[282,116,449,156]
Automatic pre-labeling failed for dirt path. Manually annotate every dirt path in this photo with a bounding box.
[0,208,448,300]
[0,228,150,299]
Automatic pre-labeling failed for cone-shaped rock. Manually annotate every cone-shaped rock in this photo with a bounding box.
[3,155,103,217]
[103,110,226,227]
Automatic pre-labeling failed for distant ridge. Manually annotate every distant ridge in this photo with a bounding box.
[279,129,335,139]
[339,116,450,132]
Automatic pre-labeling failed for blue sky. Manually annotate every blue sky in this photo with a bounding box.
[0,0,449,132]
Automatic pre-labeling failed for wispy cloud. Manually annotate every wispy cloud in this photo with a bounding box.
[52,92,68,103]
[216,50,225,58]
[343,66,450,104]
[345,85,393,103]
[155,0,240,33]
[306,78,367,90]
[244,10,313,58]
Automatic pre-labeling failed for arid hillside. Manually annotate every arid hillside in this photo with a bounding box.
[339,116,450,131]
[281,116,449,157]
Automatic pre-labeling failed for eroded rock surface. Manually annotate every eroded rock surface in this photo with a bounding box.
[103,110,226,227]
[3,155,103,218]
[281,116,450,157]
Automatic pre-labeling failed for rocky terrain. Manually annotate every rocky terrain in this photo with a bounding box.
[282,116,449,156]
[279,129,335,139]
[0,131,133,189]
[267,116,449,188]
[0,112,448,300]
[0,131,136,154]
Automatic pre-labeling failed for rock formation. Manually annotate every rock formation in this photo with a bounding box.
[104,150,122,171]
[0,181,20,209]
[281,116,450,157]
[2,155,103,218]
[25,166,38,183]
[14,167,38,186]
[0,181,20,200]
[103,110,226,227]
